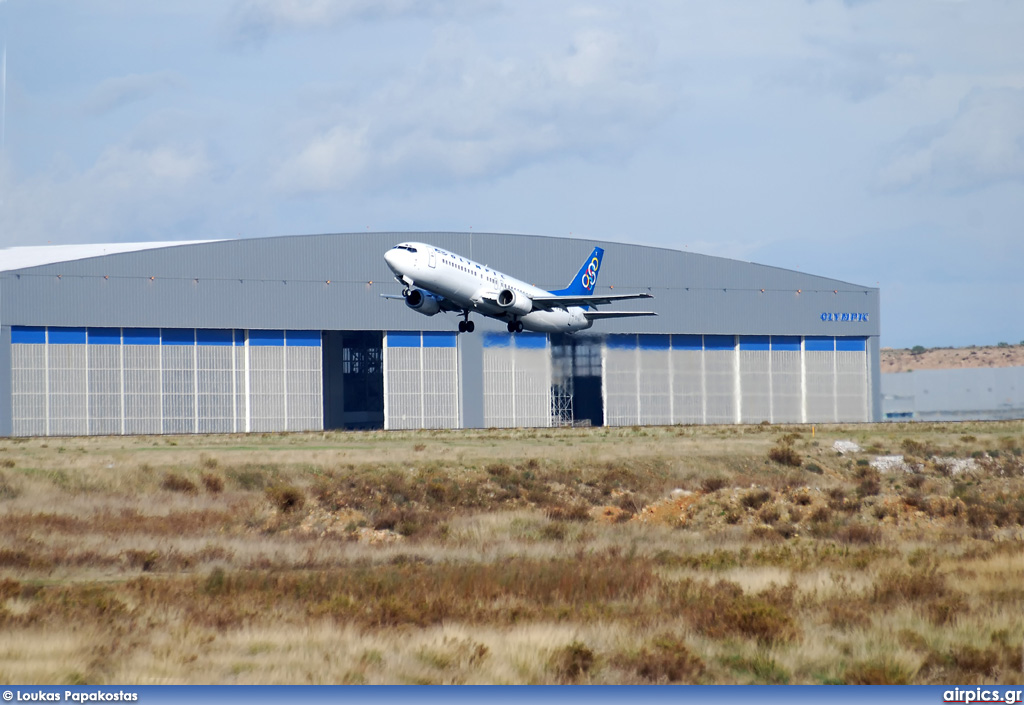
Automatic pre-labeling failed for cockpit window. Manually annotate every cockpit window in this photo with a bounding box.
[392,245,418,253]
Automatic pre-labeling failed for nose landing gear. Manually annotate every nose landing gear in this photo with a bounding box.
[458,312,475,333]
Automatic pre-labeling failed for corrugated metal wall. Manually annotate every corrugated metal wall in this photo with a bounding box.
[383,331,460,430]
[601,334,870,426]
[482,332,551,428]
[10,326,322,436]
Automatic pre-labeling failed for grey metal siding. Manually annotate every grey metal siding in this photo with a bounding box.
[1,232,879,338]
[0,326,11,437]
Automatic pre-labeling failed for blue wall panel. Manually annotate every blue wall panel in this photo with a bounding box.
[672,334,702,351]
[249,329,285,346]
[805,336,835,352]
[606,334,636,350]
[739,335,770,351]
[387,331,421,348]
[162,328,196,345]
[482,333,510,348]
[11,326,46,344]
[422,331,457,348]
[48,327,87,344]
[771,336,801,351]
[286,330,321,347]
[88,327,121,345]
[704,335,735,351]
[837,337,866,352]
[638,334,670,351]
[123,328,160,345]
[197,329,234,346]
[513,332,547,349]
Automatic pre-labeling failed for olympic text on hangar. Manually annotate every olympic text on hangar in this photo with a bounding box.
[821,312,869,323]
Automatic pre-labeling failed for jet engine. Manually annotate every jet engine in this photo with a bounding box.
[405,288,441,316]
[496,288,533,317]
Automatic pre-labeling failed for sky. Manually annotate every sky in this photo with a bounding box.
[0,0,1021,349]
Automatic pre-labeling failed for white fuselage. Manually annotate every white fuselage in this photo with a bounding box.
[384,242,593,333]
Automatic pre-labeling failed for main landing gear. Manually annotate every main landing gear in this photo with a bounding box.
[458,312,475,333]
[507,320,524,333]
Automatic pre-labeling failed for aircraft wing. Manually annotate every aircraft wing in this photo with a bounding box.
[531,292,653,311]
[583,310,658,320]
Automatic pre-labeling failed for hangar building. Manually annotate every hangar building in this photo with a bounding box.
[0,232,881,436]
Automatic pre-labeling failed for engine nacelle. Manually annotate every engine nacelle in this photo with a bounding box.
[496,288,533,317]
[405,288,441,316]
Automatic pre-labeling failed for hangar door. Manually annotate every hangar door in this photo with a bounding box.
[383,331,460,430]
[322,331,384,430]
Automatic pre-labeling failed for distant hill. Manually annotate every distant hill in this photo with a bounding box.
[881,344,1024,373]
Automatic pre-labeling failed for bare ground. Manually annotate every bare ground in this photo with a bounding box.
[882,344,1024,373]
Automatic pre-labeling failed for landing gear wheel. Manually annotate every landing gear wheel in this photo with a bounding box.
[466,321,475,333]
[458,321,467,333]
[516,321,524,333]
[507,321,516,333]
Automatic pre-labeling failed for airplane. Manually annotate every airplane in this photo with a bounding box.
[383,241,656,334]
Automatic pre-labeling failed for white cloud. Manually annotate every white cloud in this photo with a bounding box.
[275,125,368,192]
[878,87,1024,191]
[0,144,213,246]
[274,23,674,195]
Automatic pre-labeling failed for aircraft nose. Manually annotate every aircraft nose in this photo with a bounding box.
[384,249,399,271]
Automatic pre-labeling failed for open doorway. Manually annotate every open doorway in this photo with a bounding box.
[550,334,604,427]
[322,331,384,430]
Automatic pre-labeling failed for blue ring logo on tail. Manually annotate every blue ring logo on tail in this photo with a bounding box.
[580,257,600,291]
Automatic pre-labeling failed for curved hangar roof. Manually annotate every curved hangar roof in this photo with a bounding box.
[0,232,879,337]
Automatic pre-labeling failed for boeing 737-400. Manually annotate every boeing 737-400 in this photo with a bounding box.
[383,242,656,334]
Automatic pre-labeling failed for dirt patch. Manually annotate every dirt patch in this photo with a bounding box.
[882,344,1024,373]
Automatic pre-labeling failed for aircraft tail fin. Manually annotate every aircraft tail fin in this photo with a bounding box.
[549,246,604,297]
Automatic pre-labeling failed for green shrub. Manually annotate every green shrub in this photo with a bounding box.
[552,641,596,682]
[768,444,802,467]
[905,473,926,489]
[742,489,772,510]
[161,473,198,494]
[615,635,704,683]
[808,505,832,523]
[844,657,913,684]
[266,485,305,513]
[702,476,727,493]
[201,473,224,494]
[837,523,881,544]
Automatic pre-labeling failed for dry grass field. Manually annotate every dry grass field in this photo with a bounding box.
[1,421,1023,684]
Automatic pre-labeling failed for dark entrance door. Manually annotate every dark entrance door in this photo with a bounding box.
[322,331,384,430]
